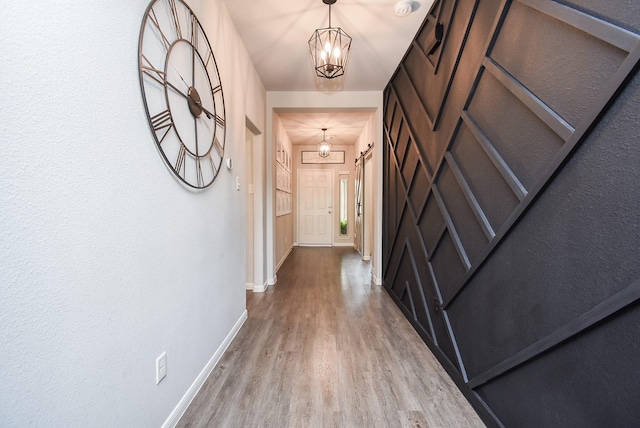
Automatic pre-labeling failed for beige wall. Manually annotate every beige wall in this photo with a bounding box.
[273,115,294,269]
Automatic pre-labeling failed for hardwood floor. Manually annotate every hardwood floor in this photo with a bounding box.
[177,247,484,427]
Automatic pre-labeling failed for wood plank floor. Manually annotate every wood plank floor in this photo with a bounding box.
[177,247,484,427]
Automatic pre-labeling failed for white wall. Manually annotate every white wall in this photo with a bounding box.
[0,1,265,426]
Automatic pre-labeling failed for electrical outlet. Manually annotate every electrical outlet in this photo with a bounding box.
[156,352,167,384]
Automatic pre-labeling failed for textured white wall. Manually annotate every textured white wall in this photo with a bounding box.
[0,1,265,426]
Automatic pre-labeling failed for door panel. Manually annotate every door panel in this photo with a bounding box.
[298,170,333,245]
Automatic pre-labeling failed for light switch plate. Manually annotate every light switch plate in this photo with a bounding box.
[156,352,167,384]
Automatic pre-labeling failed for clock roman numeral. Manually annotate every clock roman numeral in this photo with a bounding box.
[207,152,217,177]
[150,109,174,144]
[196,157,204,187]
[204,50,213,68]
[190,14,198,48]
[141,54,166,86]
[215,114,225,128]
[175,144,187,177]
[212,85,222,95]
[148,8,171,50]
[213,136,224,158]
[168,0,182,40]
[151,109,173,131]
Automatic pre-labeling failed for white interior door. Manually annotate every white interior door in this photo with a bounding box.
[298,169,333,246]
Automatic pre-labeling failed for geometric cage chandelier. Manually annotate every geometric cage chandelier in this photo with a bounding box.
[308,0,352,79]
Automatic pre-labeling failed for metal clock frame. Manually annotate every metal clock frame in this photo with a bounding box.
[138,0,226,189]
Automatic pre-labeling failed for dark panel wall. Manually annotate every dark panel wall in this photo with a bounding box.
[382,0,640,426]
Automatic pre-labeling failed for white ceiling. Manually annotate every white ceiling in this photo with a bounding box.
[223,0,433,143]
[277,110,375,146]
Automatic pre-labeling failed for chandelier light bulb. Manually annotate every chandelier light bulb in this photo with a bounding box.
[317,128,332,158]
[319,141,331,157]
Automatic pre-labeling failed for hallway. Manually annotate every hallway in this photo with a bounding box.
[178,247,484,427]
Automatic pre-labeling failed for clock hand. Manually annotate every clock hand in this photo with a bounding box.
[166,80,214,120]
[194,101,213,120]
[176,72,190,91]
[169,65,191,90]
[166,80,189,100]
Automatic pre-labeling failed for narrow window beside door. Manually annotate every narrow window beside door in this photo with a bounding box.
[339,176,348,235]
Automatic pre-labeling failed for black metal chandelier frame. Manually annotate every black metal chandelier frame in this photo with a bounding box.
[308,0,352,79]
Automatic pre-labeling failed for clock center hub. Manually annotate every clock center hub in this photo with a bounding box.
[187,86,203,118]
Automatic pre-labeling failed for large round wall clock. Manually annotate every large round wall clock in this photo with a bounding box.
[138,0,226,189]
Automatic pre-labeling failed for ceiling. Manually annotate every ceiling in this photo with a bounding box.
[223,0,433,143]
[277,109,375,146]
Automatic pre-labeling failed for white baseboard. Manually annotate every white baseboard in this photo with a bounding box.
[372,273,382,286]
[362,255,371,261]
[245,282,254,290]
[161,310,248,428]
[267,275,277,286]
[253,281,268,293]
[332,242,354,247]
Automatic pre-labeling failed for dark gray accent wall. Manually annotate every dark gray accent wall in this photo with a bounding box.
[382,0,640,426]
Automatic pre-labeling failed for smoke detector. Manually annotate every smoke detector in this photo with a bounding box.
[395,1,414,17]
